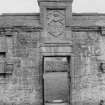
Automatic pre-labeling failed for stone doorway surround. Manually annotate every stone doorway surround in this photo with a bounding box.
[42,56,71,105]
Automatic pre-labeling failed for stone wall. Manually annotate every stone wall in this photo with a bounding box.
[72,30,105,105]
[1,26,105,105]
[0,29,42,105]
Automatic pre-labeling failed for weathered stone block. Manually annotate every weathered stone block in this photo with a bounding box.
[0,36,7,53]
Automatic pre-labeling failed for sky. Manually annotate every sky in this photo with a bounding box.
[0,0,105,14]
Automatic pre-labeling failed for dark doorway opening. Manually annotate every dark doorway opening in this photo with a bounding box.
[42,56,70,105]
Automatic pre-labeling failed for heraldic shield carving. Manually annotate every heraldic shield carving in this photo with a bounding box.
[47,9,65,37]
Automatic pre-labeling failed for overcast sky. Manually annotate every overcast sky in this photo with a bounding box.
[0,0,105,14]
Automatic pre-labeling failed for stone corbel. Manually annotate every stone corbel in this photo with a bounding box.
[4,28,14,36]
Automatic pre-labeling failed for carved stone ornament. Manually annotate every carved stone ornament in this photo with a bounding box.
[47,9,65,37]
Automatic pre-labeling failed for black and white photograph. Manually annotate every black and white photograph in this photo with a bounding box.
[0,0,105,105]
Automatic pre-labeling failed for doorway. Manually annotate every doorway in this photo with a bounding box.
[43,56,70,105]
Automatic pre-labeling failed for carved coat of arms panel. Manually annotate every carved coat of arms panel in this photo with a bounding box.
[47,9,65,38]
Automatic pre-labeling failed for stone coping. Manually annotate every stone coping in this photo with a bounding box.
[38,0,73,2]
